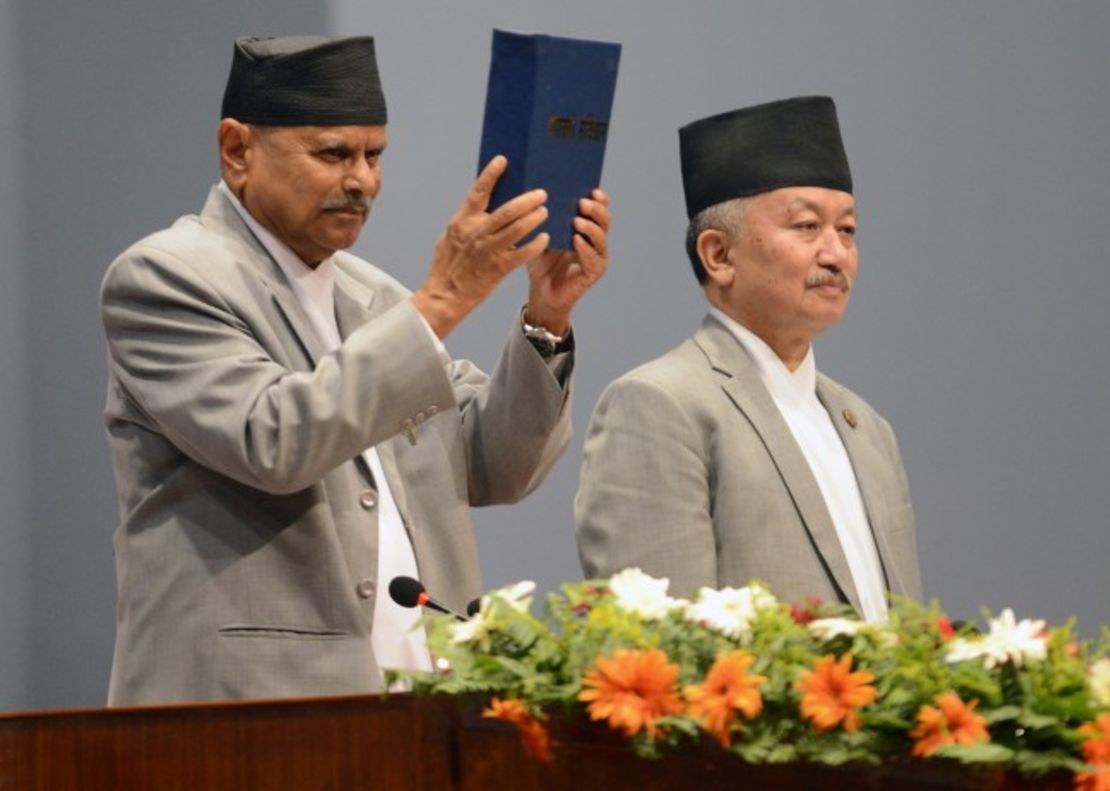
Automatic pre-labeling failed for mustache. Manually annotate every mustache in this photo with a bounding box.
[806,270,852,292]
[320,194,372,213]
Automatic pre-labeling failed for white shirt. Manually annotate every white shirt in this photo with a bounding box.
[709,308,889,622]
[219,181,433,674]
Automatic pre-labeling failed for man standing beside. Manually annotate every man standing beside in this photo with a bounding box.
[575,96,918,619]
[101,36,609,704]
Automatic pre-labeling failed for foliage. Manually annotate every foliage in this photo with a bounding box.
[388,570,1110,783]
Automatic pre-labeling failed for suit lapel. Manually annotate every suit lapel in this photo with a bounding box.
[266,275,329,366]
[694,317,862,611]
[332,267,379,340]
[331,270,418,528]
[199,187,328,367]
[816,379,908,597]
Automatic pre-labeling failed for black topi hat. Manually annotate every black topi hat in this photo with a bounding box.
[679,96,852,219]
[220,35,387,126]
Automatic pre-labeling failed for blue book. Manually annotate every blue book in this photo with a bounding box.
[478,29,622,250]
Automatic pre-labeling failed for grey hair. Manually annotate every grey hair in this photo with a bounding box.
[684,196,753,285]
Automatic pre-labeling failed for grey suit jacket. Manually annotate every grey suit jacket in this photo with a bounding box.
[575,315,922,608]
[101,187,571,705]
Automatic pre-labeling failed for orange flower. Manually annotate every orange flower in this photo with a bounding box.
[795,653,876,733]
[909,691,990,757]
[684,650,768,748]
[578,648,683,740]
[1076,714,1110,791]
[483,697,554,763]
[935,616,956,641]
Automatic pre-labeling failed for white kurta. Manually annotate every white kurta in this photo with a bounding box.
[710,308,888,622]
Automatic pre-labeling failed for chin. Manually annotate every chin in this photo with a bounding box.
[322,232,361,252]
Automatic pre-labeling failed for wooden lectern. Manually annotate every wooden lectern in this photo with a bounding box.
[0,694,1071,790]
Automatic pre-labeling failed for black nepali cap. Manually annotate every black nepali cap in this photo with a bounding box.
[220,36,387,126]
[679,96,852,219]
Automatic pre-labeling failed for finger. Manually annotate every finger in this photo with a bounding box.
[590,188,610,207]
[577,197,612,233]
[573,214,608,259]
[572,232,607,280]
[464,155,508,213]
[511,233,551,266]
[488,204,549,251]
[487,188,547,232]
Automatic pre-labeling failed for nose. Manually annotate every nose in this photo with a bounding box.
[816,227,850,269]
[344,157,379,198]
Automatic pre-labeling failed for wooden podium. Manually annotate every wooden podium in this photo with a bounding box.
[0,693,1071,790]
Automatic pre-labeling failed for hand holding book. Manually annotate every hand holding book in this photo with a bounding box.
[411,155,551,340]
[524,189,611,336]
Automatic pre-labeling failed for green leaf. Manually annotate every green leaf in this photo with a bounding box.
[983,705,1022,724]
[1017,711,1061,730]
[931,743,1015,764]
[1011,749,1087,776]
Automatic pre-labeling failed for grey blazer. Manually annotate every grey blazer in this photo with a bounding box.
[101,188,571,705]
[575,315,922,608]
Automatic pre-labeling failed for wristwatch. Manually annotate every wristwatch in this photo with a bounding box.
[521,308,574,358]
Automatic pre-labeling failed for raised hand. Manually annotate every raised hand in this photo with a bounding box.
[524,189,611,335]
[412,156,550,339]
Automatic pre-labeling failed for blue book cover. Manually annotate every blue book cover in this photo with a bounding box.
[478,29,622,250]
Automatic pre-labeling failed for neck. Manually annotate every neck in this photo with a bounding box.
[766,338,810,372]
[708,299,813,371]
[220,179,324,269]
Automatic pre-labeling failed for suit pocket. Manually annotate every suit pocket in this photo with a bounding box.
[218,624,350,640]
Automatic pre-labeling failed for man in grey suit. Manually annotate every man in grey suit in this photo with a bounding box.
[100,36,609,704]
[575,97,919,619]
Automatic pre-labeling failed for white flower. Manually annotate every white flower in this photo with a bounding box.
[808,617,867,641]
[451,580,536,645]
[685,584,777,640]
[1089,658,1110,708]
[608,567,685,620]
[450,614,489,645]
[944,637,988,666]
[489,580,536,613]
[944,608,1047,669]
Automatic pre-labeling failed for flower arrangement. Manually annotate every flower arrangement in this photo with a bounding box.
[388,569,1110,786]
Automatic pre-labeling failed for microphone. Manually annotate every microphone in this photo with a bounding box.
[389,576,469,622]
[466,598,482,618]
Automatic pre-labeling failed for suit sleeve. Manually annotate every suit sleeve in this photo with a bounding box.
[101,247,456,495]
[449,319,573,506]
[574,376,717,593]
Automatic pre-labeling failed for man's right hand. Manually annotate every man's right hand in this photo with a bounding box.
[412,155,549,339]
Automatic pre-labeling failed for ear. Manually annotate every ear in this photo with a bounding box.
[218,119,252,192]
[696,228,735,288]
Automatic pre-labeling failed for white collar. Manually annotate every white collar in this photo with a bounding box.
[219,180,338,347]
[217,180,338,304]
[708,307,817,406]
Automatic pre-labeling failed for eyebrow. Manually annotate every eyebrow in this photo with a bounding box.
[785,198,856,219]
[314,139,388,154]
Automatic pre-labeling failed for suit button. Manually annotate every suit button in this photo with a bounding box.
[414,411,427,424]
[356,579,375,599]
[427,405,439,417]
[359,490,377,510]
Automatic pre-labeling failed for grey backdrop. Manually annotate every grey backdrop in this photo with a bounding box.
[2,0,1107,711]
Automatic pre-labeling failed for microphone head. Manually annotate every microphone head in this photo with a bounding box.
[389,576,425,608]
[466,598,482,618]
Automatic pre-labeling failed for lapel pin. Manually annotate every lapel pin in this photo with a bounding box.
[842,409,859,429]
